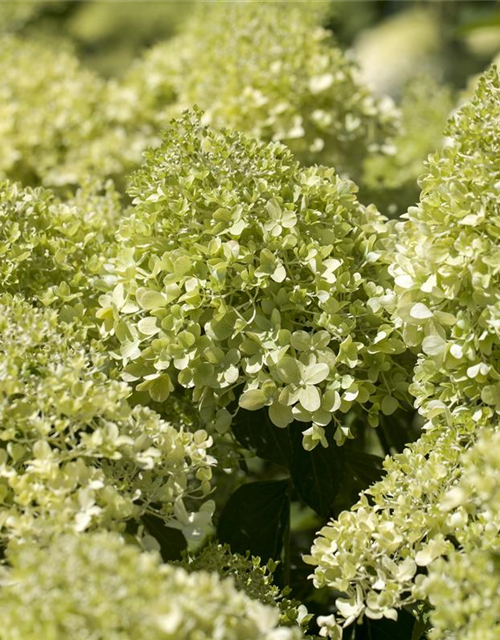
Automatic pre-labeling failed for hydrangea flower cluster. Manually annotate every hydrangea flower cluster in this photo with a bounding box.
[0,295,214,545]
[98,111,411,449]
[0,179,121,309]
[305,408,484,634]
[123,1,398,178]
[421,428,500,640]
[391,67,500,425]
[0,531,303,640]
[181,543,311,629]
[305,68,500,637]
[0,36,145,188]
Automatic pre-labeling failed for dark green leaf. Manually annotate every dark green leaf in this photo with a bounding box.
[232,407,292,468]
[218,479,290,561]
[345,450,384,486]
[289,424,345,518]
[352,609,416,640]
[333,449,384,515]
[142,513,187,561]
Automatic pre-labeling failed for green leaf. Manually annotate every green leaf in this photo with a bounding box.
[218,480,290,561]
[289,424,345,518]
[141,513,187,562]
[333,448,385,514]
[381,395,399,416]
[232,407,292,467]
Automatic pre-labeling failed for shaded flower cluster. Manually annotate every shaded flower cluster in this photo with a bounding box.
[0,35,145,188]
[181,543,311,629]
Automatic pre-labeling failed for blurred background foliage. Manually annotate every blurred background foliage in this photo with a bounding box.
[1,1,500,84]
[2,0,500,215]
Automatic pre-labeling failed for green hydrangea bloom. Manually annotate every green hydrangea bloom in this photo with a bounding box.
[420,428,500,640]
[181,543,311,629]
[98,112,411,449]
[305,67,500,637]
[391,66,500,425]
[305,409,489,634]
[0,36,143,188]
[122,1,397,178]
[0,179,122,310]
[0,531,303,640]
[0,295,214,545]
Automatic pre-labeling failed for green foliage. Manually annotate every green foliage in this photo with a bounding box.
[98,111,411,450]
[0,295,214,545]
[218,479,290,562]
[0,179,121,309]
[123,1,397,178]
[0,531,303,639]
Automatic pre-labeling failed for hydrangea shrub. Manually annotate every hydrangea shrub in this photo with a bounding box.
[0,10,499,640]
[98,111,411,449]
